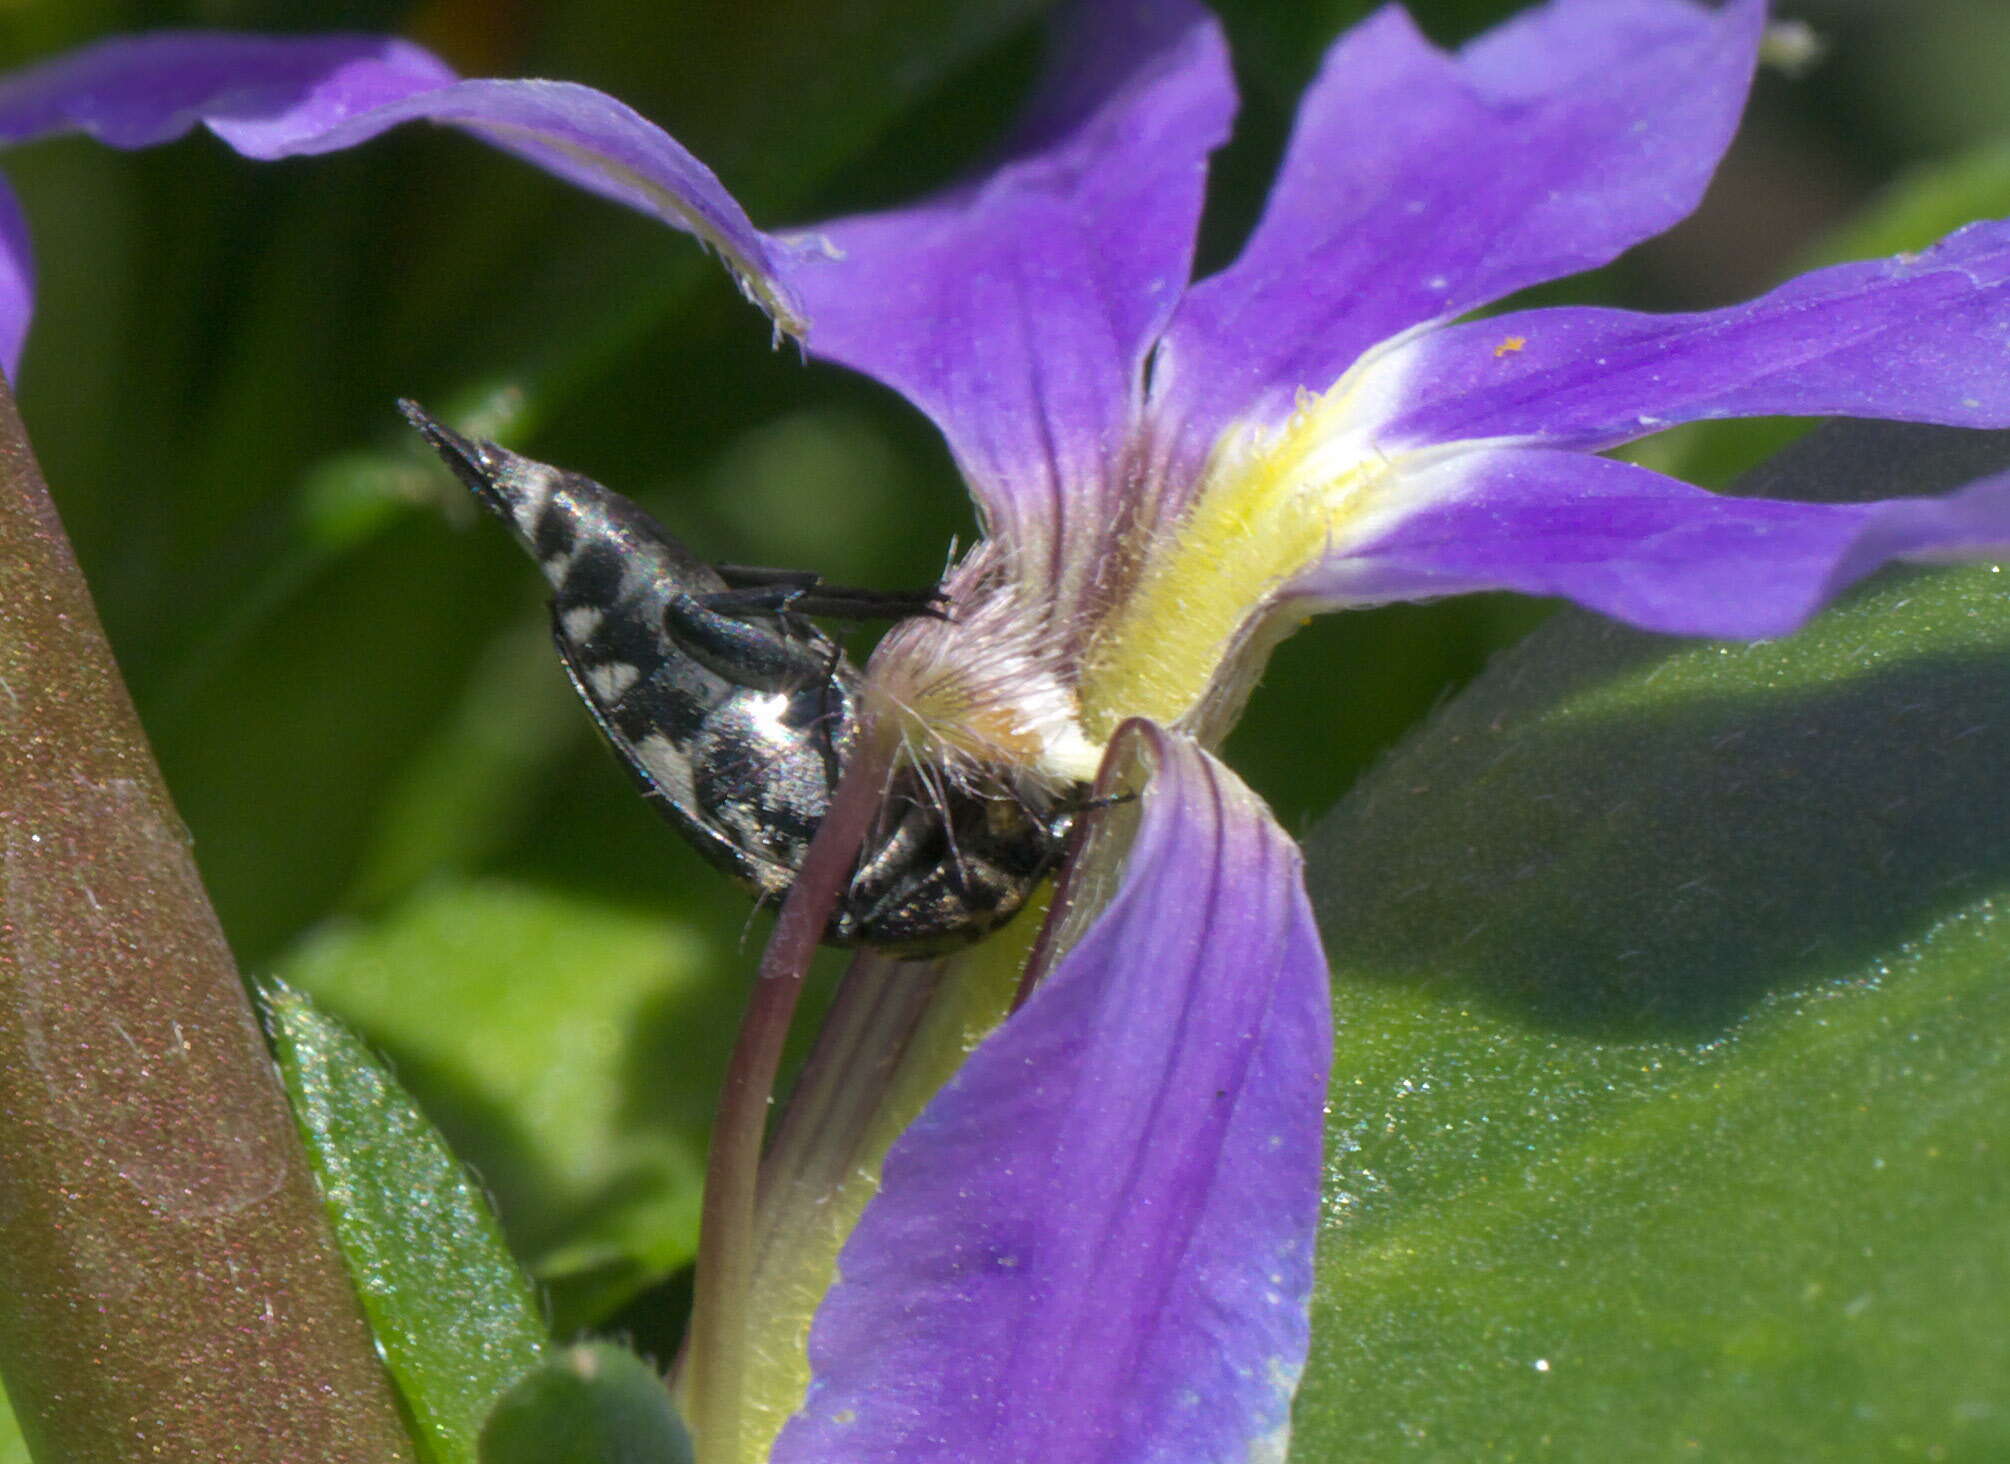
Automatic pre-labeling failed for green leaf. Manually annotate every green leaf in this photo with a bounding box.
[479,1344,693,1464]
[275,878,724,1330]
[0,1380,27,1464]
[1801,137,2010,272]
[1295,420,2010,1457]
[265,982,547,1464]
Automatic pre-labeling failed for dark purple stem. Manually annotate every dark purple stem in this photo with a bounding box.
[684,715,898,1462]
[1013,738,1135,1012]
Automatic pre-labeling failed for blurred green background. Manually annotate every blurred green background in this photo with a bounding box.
[3,0,2010,1455]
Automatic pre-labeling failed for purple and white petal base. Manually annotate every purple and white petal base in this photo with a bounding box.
[774,725,1331,1464]
[1306,448,2010,638]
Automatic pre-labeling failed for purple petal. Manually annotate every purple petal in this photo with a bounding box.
[0,177,32,382]
[1304,447,2010,637]
[775,727,1331,1464]
[1151,0,1762,471]
[782,0,1232,543]
[0,32,810,339]
[1385,220,2010,451]
[311,79,814,331]
[0,31,454,150]
[0,31,455,381]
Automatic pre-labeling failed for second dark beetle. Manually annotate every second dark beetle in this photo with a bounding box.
[401,401,1072,953]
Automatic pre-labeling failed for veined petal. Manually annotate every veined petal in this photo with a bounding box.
[774,726,1330,1464]
[0,32,810,356]
[1152,0,1762,474]
[784,0,1232,547]
[1300,446,2010,637]
[1384,219,2010,451]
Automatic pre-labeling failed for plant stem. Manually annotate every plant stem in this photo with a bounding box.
[0,379,417,1460]
[683,715,897,1464]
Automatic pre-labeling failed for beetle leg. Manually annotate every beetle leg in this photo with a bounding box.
[661,589,837,694]
[709,566,950,623]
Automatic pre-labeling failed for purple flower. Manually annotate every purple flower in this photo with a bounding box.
[8,3,2010,1461]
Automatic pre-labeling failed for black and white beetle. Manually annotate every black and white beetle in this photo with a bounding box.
[400,400,1075,954]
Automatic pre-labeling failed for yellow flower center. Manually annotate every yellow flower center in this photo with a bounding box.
[867,337,1440,787]
[1078,357,1421,746]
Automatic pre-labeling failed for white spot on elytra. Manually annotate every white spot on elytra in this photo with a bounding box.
[634,733,697,809]
[587,661,640,700]
[561,605,604,642]
[538,549,575,588]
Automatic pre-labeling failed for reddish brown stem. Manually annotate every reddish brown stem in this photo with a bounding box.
[0,380,417,1461]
